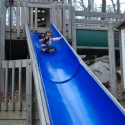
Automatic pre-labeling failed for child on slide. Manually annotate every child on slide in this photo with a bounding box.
[38,29,62,53]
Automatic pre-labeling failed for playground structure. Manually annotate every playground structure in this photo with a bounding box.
[0,0,125,125]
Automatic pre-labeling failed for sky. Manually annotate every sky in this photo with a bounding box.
[95,0,125,6]
[94,0,125,12]
[74,0,125,12]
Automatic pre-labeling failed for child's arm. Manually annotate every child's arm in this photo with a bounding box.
[39,38,45,43]
[38,35,45,43]
[51,37,62,42]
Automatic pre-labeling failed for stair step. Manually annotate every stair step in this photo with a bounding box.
[0,122,26,125]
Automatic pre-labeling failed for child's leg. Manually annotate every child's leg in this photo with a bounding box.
[49,49,55,53]
[41,48,46,52]
[41,46,48,53]
[48,46,56,53]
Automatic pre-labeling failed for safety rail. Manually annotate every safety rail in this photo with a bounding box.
[0,59,33,124]
[0,59,32,111]
[75,11,125,30]
[5,0,53,4]
[4,1,77,50]
[5,2,73,40]
[25,23,50,125]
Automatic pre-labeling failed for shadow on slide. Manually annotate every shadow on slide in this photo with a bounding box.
[29,24,125,125]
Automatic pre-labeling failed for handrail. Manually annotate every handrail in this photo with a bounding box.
[25,23,50,125]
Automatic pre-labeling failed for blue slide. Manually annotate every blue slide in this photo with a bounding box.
[29,24,125,125]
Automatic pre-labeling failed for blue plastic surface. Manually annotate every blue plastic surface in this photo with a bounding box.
[30,31,79,82]
[30,24,125,125]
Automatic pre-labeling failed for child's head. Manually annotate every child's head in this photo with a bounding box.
[44,29,52,38]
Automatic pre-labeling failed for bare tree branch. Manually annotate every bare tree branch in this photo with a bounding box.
[110,0,117,13]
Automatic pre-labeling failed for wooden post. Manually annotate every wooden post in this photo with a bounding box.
[90,0,94,12]
[68,5,71,39]
[57,4,60,30]
[30,8,33,31]
[123,12,125,20]
[12,60,15,110]
[0,61,1,110]
[18,60,22,110]
[0,0,5,91]
[0,1,2,99]
[26,59,32,125]
[21,7,23,30]
[5,61,8,110]
[60,5,63,32]
[118,28,124,100]
[50,0,52,3]
[50,7,52,25]
[71,6,76,51]
[119,27,125,93]
[23,2,26,38]
[107,22,117,98]
[63,4,66,38]
[35,8,37,31]
[8,6,13,30]
[90,0,94,20]
[16,2,20,38]
[64,0,67,4]
[52,3,56,26]
[11,6,13,30]
[46,9,50,27]
[26,8,30,25]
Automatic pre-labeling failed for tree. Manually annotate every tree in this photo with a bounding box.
[101,0,106,20]
[102,0,106,13]
[117,0,120,13]
[110,0,117,13]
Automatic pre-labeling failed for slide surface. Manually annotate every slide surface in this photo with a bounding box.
[29,24,125,125]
